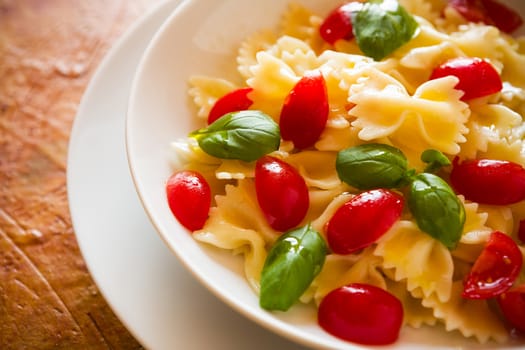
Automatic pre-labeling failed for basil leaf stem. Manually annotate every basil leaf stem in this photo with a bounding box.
[352,0,419,61]
[407,173,465,249]
[190,110,280,162]
[336,143,409,190]
[259,223,327,311]
[421,149,451,173]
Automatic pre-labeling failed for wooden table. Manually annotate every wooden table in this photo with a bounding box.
[0,1,163,348]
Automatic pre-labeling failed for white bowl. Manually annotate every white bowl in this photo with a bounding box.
[126,1,525,349]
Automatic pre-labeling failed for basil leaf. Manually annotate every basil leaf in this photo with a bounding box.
[260,223,327,311]
[352,0,419,61]
[336,143,409,190]
[190,110,280,162]
[421,149,451,173]
[408,173,465,249]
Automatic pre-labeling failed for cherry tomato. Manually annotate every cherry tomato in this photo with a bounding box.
[497,284,525,333]
[255,156,309,231]
[447,0,523,34]
[430,57,502,100]
[279,70,329,149]
[462,231,523,299]
[207,87,253,124]
[325,189,404,255]
[450,157,525,205]
[319,2,363,45]
[166,170,211,231]
[318,283,404,345]
[482,0,524,33]
[448,0,489,24]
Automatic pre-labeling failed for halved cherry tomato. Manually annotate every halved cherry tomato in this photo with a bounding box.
[279,70,329,149]
[166,170,211,231]
[325,189,404,255]
[462,231,523,299]
[447,0,523,34]
[319,2,363,45]
[318,283,404,345]
[255,156,309,231]
[207,87,253,124]
[429,57,502,100]
[450,157,525,205]
[497,284,525,333]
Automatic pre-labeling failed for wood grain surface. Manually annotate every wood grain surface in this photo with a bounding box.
[0,0,162,348]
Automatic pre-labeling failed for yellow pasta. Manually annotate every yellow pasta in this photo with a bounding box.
[421,282,509,343]
[375,220,454,303]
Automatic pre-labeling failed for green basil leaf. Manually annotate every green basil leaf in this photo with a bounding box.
[336,143,409,190]
[189,110,280,162]
[408,173,465,249]
[421,149,451,173]
[259,223,327,311]
[352,0,419,61]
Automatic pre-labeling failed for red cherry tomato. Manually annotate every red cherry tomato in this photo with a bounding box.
[462,231,523,299]
[430,57,502,100]
[325,189,404,255]
[319,2,363,45]
[497,284,525,333]
[318,283,404,345]
[447,0,523,34]
[207,87,253,124]
[481,0,524,33]
[255,156,309,231]
[450,157,525,205]
[279,70,329,149]
[448,0,489,24]
[166,170,211,231]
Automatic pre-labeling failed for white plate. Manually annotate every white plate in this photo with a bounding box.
[126,0,525,349]
[67,1,306,349]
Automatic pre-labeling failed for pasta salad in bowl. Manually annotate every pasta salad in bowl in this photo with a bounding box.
[126,0,525,348]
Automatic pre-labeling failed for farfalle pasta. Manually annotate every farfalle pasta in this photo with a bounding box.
[167,0,525,346]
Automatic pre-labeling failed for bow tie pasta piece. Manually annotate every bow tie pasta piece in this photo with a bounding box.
[314,124,361,152]
[188,76,239,119]
[317,50,372,115]
[248,51,298,100]
[307,248,387,306]
[237,30,277,80]
[460,104,525,164]
[478,205,514,236]
[374,220,454,303]
[385,278,437,329]
[244,52,297,119]
[284,151,340,190]
[499,40,525,89]
[244,35,320,93]
[264,36,320,76]
[193,180,278,290]
[349,74,469,167]
[421,281,509,344]
[397,26,465,83]
[304,186,352,228]
[457,197,492,246]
